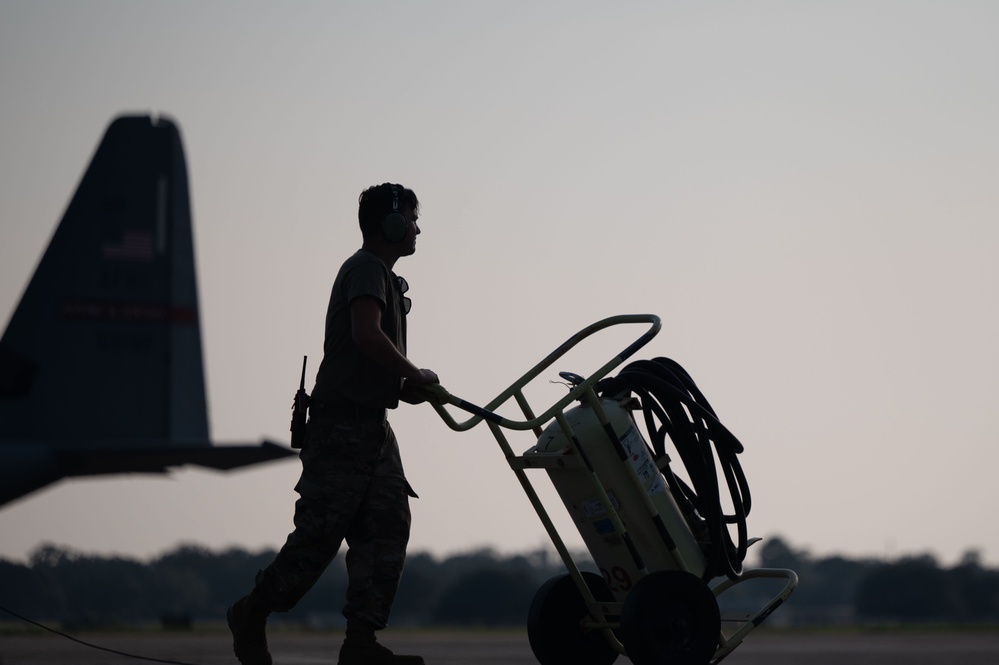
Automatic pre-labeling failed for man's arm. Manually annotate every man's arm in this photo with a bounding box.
[350,296,438,387]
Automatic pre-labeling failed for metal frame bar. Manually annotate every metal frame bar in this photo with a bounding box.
[423,314,662,432]
[710,568,799,662]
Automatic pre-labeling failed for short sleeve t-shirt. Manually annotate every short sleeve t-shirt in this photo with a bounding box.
[310,249,407,409]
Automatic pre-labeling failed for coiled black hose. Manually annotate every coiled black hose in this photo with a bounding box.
[597,357,751,581]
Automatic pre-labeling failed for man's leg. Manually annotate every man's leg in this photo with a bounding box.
[229,480,364,665]
[230,418,375,664]
[342,472,411,627]
[339,426,423,665]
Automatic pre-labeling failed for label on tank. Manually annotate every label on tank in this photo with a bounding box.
[620,425,666,497]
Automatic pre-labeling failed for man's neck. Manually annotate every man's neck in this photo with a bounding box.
[361,241,398,270]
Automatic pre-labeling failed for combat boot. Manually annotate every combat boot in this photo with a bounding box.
[338,623,424,665]
[227,593,272,665]
[338,640,425,665]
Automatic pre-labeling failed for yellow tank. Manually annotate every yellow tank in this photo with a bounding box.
[527,397,706,598]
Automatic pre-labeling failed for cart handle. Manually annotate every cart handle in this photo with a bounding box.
[420,313,662,432]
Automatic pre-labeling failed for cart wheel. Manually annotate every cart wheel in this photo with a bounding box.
[527,572,619,665]
[619,570,720,665]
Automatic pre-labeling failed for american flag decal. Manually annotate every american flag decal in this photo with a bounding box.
[102,230,154,262]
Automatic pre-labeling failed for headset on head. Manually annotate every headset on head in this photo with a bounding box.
[382,185,409,243]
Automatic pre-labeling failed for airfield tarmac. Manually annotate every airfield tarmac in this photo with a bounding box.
[3,629,999,665]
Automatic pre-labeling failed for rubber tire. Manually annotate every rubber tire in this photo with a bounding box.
[527,571,619,665]
[619,570,720,665]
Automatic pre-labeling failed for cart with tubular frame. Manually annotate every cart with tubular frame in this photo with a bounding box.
[421,314,796,665]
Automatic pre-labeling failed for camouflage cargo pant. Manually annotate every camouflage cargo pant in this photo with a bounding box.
[253,415,414,628]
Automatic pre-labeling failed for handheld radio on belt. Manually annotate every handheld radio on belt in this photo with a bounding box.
[290,355,310,449]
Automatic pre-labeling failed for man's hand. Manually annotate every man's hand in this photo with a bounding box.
[400,369,440,404]
[407,368,439,387]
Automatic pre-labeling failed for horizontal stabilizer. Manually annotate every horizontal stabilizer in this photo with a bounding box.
[0,440,296,507]
[58,440,296,476]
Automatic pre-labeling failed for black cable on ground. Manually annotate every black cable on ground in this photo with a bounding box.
[0,603,206,665]
[597,357,751,581]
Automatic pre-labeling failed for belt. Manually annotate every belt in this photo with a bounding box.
[310,400,386,423]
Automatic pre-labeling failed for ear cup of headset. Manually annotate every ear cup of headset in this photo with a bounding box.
[382,212,409,243]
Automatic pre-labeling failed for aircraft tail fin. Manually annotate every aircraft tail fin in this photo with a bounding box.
[0,114,294,506]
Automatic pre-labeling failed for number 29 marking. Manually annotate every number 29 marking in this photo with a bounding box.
[600,566,633,592]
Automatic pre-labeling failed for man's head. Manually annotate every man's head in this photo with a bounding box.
[358,183,420,249]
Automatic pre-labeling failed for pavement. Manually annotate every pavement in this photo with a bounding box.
[2,628,999,665]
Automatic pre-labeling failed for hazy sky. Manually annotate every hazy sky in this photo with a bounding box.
[1,2,997,568]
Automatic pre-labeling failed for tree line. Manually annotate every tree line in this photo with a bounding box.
[756,538,999,625]
[1,536,998,629]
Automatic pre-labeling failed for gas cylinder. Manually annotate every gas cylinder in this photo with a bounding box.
[526,396,706,598]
